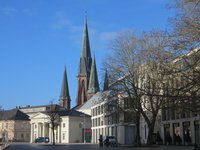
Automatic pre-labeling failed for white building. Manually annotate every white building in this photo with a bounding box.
[90,91,136,145]
[19,104,91,143]
[30,109,91,143]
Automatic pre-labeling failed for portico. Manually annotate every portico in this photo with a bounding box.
[30,112,61,143]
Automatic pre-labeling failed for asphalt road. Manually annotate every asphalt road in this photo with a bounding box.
[5,143,194,150]
[5,143,112,150]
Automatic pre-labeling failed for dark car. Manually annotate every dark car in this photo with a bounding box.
[35,137,49,143]
[104,136,118,147]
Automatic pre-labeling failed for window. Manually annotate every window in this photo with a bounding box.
[35,124,37,128]
[124,112,134,123]
[21,123,24,129]
[95,107,97,116]
[101,105,104,114]
[26,133,29,139]
[98,118,100,126]
[98,106,100,115]
[21,133,24,139]
[124,98,129,109]
[63,133,65,140]
[63,123,65,128]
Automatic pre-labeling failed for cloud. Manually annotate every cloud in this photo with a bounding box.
[0,7,18,16]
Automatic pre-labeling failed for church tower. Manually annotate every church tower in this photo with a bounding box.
[76,17,92,106]
[87,56,100,99]
[103,69,109,91]
[59,66,71,110]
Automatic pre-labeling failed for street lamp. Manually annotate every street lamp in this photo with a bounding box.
[81,113,86,144]
[84,114,86,144]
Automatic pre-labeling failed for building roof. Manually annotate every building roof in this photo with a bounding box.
[76,91,111,111]
[19,104,66,115]
[0,108,30,121]
[57,109,90,117]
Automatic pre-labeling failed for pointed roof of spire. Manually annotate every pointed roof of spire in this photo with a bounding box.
[78,17,92,76]
[103,69,109,91]
[60,66,70,99]
[88,56,100,94]
[78,57,88,75]
[81,17,91,59]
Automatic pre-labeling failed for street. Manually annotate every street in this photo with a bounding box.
[4,143,194,150]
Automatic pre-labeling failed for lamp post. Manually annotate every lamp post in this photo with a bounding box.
[81,114,86,144]
[84,114,86,144]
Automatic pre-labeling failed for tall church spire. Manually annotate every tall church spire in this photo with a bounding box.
[59,66,71,110]
[78,17,92,76]
[88,55,99,99]
[76,17,92,106]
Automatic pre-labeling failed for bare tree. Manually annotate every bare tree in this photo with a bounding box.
[166,0,200,115]
[104,31,142,145]
[169,0,200,53]
[103,30,174,146]
[46,102,61,145]
[138,31,174,145]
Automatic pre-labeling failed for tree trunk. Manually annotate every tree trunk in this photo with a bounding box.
[146,125,154,146]
[146,118,156,146]
[135,112,141,146]
[52,123,55,145]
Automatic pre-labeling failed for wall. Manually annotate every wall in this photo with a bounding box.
[68,116,91,143]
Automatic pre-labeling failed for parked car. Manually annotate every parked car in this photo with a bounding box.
[104,136,118,147]
[35,137,49,143]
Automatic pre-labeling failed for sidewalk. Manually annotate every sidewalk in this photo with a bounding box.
[119,145,193,150]
[0,143,10,150]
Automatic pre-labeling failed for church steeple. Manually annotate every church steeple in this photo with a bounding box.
[76,17,92,106]
[78,17,92,76]
[81,18,91,59]
[103,69,109,91]
[59,66,71,110]
[88,56,99,99]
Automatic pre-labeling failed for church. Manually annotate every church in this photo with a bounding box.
[58,16,100,110]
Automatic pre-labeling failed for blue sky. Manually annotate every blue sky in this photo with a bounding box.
[0,0,174,109]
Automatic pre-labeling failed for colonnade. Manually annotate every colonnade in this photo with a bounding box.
[30,122,61,143]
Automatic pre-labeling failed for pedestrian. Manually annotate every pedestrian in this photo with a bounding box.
[99,135,103,147]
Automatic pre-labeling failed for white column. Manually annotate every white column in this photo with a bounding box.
[58,125,61,143]
[43,123,45,137]
[39,123,42,137]
[49,124,52,143]
[37,123,39,137]
[57,126,59,143]
[30,123,34,143]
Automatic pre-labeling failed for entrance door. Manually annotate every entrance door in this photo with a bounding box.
[125,126,135,145]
